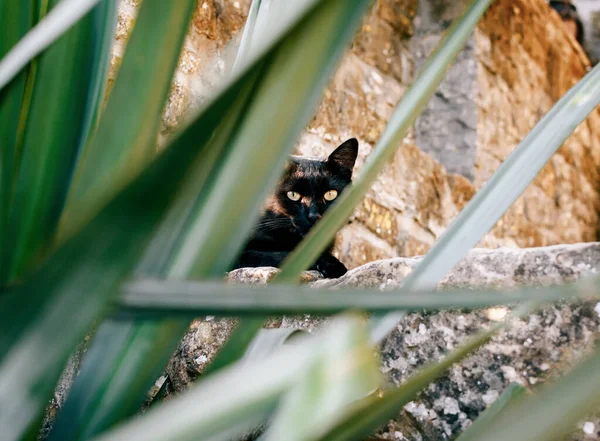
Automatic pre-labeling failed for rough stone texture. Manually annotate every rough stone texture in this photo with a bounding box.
[412,0,479,180]
[165,242,600,440]
[476,0,600,248]
[109,0,600,270]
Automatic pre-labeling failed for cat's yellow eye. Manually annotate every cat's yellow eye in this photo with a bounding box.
[324,190,338,201]
[287,191,301,201]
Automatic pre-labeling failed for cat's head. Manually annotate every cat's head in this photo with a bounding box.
[269,138,359,236]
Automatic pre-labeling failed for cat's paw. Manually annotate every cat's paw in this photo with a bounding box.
[313,254,347,279]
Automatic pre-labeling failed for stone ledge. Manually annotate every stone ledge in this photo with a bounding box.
[168,243,600,440]
[228,242,600,289]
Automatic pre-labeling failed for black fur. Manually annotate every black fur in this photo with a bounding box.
[234,138,359,278]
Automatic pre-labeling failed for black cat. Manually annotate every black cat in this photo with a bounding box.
[234,138,359,278]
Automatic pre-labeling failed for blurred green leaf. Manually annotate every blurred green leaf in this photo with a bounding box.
[242,328,308,365]
[59,0,197,241]
[47,61,262,441]
[275,0,494,284]
[75,0,118,155]
[116,275,599,316]
[0,0,35,287]
[87,316,375,441]
[473,346,600,441]
[205,0,379,374]
[50,0,373,439]
[370,41,600,342]
[454,383,527,441]
[262,320,380,441]
[0,63,255,441]
[0,0,104,89]
[3,0,115,283]
[315,326,501,441]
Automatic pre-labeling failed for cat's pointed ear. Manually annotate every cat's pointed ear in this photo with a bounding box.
[327,138,358,171]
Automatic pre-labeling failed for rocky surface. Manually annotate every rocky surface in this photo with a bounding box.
[163,242,600,440]
[476,0,600,249]
[111,0,600,272]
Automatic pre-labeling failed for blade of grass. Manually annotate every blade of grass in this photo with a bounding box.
[0,69,258,441]
[238,0,491,359]
[204,0,378,374]
[49,0,373,438]
[473,346,600,441]
[58,0,197,242]
[231,0,262,75]
[261,321,381,441]
[75,0,118,155]
[86,316,373,441]
[454,383,527,441]
[370,54,600,342]
[46,69,263,441]
[115,275,600,316]
[316,325,501,441]
[3,0,117,283]
[274,0,493,283]
[241,328,309,365]
[0,0,103,89]
[0,0,35,287]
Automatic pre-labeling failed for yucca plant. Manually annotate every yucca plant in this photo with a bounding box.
[1,0,600,441]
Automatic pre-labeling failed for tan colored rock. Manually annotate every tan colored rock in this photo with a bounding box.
[109,0,600,269]
[476,0,600,248]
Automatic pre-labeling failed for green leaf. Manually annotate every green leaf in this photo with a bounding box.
[473,347,600,441]
[50,0,373,439]
[75,0,118,155]
[261,320,380,441]
[454,383,527,441]
[86,316,375,441]
[369,36,600,342]
[315,326,501,441]
[242,328,309,365]
[275,0,494,284]
[205,0,378,375]
[2,0,115,283]
[0,63,256,441]
[58,0,197,241]
[116,275,600,316]
[0,0,35,287]
[0,0,103,89]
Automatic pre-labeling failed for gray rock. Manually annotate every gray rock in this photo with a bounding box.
[165,243,600,440]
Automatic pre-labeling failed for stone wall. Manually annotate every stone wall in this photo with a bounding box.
[476,0,600,248]
[110,0,600,269]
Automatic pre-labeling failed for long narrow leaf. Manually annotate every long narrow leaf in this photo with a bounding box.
[370,54,600,342]
[0,0,103,90]
[58,0,196,241]
[45,69,262,441]
[75,0,118,155]
[87,316,374,441]
[454,383,527,441]
[261,322,380,441]
[316,326,501,441]
[50,0,373,438]
[3,0,116,283]
[218,0,494,374]
[115,275,600,316]
[0,0,35,287]
[0,67,256,441]
[275,0,494,283]
[474,347,600,441]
